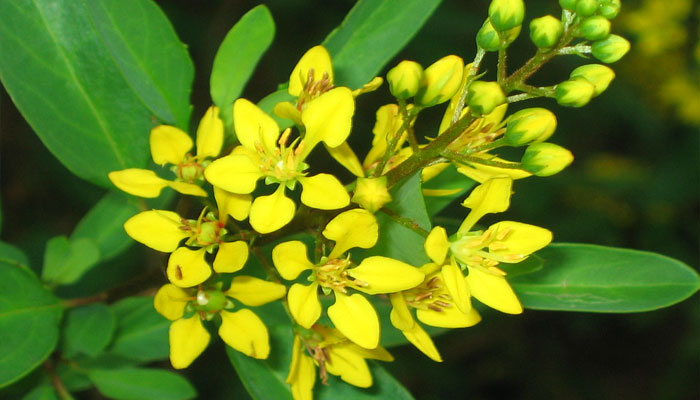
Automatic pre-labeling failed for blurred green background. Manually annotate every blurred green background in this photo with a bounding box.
[1,0,697,399]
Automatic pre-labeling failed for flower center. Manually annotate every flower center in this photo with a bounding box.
[175,154,205,182]
[404,274,454,312]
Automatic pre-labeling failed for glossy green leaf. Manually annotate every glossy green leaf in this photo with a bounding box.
[323,0,442,89]
[22,385,58,400]
[211,5,275,130]
[423,164,477,216]
[61,303,116,358]
[499,254,544,278]
[42,236,100,285]
[88,367,195,400]
[0,263,63,388]
[0,241,29,267]
[511,243,700,312]
[106,296,169,362]
[85,0,193,129]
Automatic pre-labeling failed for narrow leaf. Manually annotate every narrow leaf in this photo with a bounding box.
[88,367,196,400]
[61,303,116,358]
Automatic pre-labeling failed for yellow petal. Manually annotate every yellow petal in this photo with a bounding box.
[328,292,379,349]
[301,87,355,153]
[466,267,523,314]
[108,169,169,198]
[167,248,212,288]
[226,276,286,306]
[325,345,372,388]
[166,180,207,197]
[288,45,333,97]
[416,304,481,328]
[287,336,316,400]
[486,221,553,261]
[288,282,321,328]
[349,256,424,294]
[456,157,531,184]
[298,174,350,210]
[213,241,248,273]
[421,162,450,183]
[424,226,449,265]
[441,263,471,313]
[402,322,442,362]
[324,209,378,259]
[273,101,303,126]
[214,187,252,222]
[204,154,263,194]
[153,284,190,321]
[233,98,280,153]
[325,142,365,177]
[150,125,192,166]
[218,309,270,359]
[337,341,393,362]
[459,176,513,233]
[196,106,224,159]
[389,293,415,331]
[271,241,314,280]
[169,316,210,369]
[249,185,296,234]
[123,210,188,252]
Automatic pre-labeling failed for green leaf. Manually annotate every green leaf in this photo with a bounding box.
[0,241,29,267]
[42,236,100,286]
[85,0,194,129]
[323,0,442,89]
[511,243,700,312]
[211,5,275,130]
[499,254,544,278]
[106,296,169,362]
[22,385,58,400]
[88,367,196,400]
[257,89,295,129]
[422,164,476,216]
[71,192,139,262]
[60,303,116,358]
[0,263,63,388]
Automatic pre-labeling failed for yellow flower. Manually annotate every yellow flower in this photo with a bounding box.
[272,209,425,349]
[109,106,224,198]
[287,325,393,399]
[154,278,286,369]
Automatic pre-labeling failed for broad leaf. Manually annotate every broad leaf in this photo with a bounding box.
[88,367,195,400]
[42,236,100,286]
[106,296,169,362]
[0,263,63,387]
[22,385,58,400]
[60,303,116,358]
[0,241,29,267]
[512,243,700,312]
[422,164,476,216]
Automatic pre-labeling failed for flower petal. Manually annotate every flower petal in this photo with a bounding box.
[273,101,303,126]
[441,263,471,313]
[205,153,263,194]
[123,210,188,252]
[233,98,280,153]
[299,174,350,210]
[466,267,523,314]
[459,176,513,233]
[166,180,207,197]
[153,284,190,321]
[214,187,252,222]
[287,336,316,400]
[288,45,333,97]
[389,293,415,331]
[288,282,321,329]
[416,304,481,328]
[424,226,449,265]
[349,256,424,294]
[402,322,442,362]
[196,106,224,159]
[108,169,168,198]
[325,142,365,177]
[486,221,553,262]
[271,241,314,280]
[249,185,296,234]
[213,241,248,273]
[167,247,212,288]
[328,292,379,349]
[456,158,531,184]
[219,309,270,359]
[324,209,378,259]
[169,315,210,369]
[150,125,192,166]
[226,276,286,306]
[301,87,354,153]
[325,345,373,388]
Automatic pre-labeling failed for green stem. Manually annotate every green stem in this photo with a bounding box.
[375,105,421,175]
[442,150,523,169]
[44,360,75,400]
[379,207,429,237]
[497,46,507,84]
[452,48,486,124]
[398,99,420,152]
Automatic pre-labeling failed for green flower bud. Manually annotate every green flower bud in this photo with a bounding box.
[387,60,424,100]
[599,0,621,19]
[415,55,464,107]
[196,289,227,313]
[477,19,521,52]
[570,64,615,96]
[578,16,611,41]
[559,0,578,10]
[521,142,574,176]
[466,81,506,115]
[592,35,631,63]
[488,0,525,31]
[575,0,598,17]
[529,15,564,49]
[504,108,557,145]
[555,78,595,107]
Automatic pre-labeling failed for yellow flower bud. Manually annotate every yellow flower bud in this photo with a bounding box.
[466,81,506,115]
[555,78,595,107]
[592,34,631,64]
[351,177,392,213]
[387,60,423,100]
[575,0,598,17]
[529,15,564,49]
[521,142,574,176]
[599,0,621,19]
[488,0,525,31]
[504,108,557,146]
[570,64,615,96]
[477,19,521,52]
[415,55,464,107]
[578,16,611,41]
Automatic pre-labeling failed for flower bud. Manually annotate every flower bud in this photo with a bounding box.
[592,35,631,63]
[578,16,611,41]
[529,15,564,49]
[555,78,595,107]
[559,0,577,10]
[387,60,424,100]
[351,177,392,213]
[415,55,464,107]
[477,19,521,52]
[599,0,621,19]
[488,0,525,31]
[521,142,574,176]
[569,64,615,96]
[504,108,557,145]
[575,0,598,17]
[466,81,506,115]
